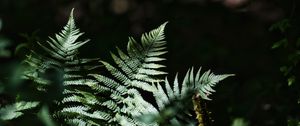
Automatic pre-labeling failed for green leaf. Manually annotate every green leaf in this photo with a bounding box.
[287,118,300,126]
[0,101,39,120]
[90,22,169,125]
[271,38,288,49]
[231,118,249,126]
[280,66,292,76]
[38,105,56,126]
[153,67,233,114]
[19,9,100,124]
[288,76,296,86]
[0,37,11,57]
[269,19,290,32]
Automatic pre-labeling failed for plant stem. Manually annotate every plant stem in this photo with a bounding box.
[193,93,205,126]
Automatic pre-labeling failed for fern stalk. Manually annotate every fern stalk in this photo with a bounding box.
[192,94,206,126]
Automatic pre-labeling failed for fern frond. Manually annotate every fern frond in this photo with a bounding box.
[90,22,169,125]
[19,9,102,125]
[0,101,39,120]
[23,9,98,88]
[103,22,168,87]
[194,68,234,100]
[153,67,233,110]
[38,10,89,61]
[149,68,233,125]
[61,106,112,121]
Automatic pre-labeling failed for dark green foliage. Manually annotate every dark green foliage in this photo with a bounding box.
[270,18,300,126]
[270,19,300,86]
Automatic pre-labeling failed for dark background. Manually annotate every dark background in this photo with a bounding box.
[0,0,300,125]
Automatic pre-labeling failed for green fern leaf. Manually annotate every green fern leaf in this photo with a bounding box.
[89,22,169,125]
[153,67,233,110]
[0,101,39,120]
[19,9,101,124]
[149,68,232,125]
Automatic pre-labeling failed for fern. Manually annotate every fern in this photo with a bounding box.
[89,22,233,125]
[152,68,233,125]
[0,101,39,120]
[86,22,169,126]
[20,9,100,123]
[23,9,97,85]
[0,9,233,126]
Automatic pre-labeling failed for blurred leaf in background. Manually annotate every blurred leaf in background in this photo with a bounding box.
[0,38,11,58]
[0,18,2,30]
[231,118,249,126]
[0,15,62,125]
[269,19,290,33]
[269,16,300,125]
[38,105,57,126]
[270,18,299,86]
[0,18,12,58]
[287,118,300,126]
[15,30,41,57]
